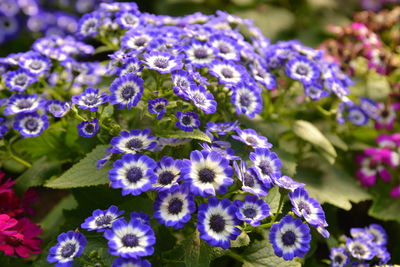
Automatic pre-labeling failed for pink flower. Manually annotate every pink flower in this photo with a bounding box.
[0,172,15,195]
[355,154,391,187]
[0,218,42,258]
[374,103,400,130]
[390,184,400,199]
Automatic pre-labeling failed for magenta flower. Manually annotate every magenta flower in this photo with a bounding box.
[375,103,400,130]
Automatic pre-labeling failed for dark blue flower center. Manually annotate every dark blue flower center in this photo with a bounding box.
[120,85,135,100]
[198,168,215,183]
[126,167,143,183]
[245,136,258,145]
[154,58,169,69]
[176,78,189,89]
[243,173,255,187]
[221,68,233,78]
[124,15,137,25]
[209,214,226,233]
[14,75,27,86]
[84,20,97,33]
[84,123,95,133]
[17,100,32,109]
[134,37,147,47]
[168,197,183,214]
[258,160,272,176]
[154,104,165,112]
[61,243,76,258]
[193,93,206,105]
[121,234,139,247]
[298,201,311,215]
[24,118,38,131]
[333,255,344,264]
[194,48,208,59]
[29,61,42,70]
[84,95,98,105]
[243,208,257,219]
[239,94,251,107]
[296,65,309,76]
[158,171,175,185]
[181,115,192,126]
[219,44,230,54]
[95,215,113,227]
[352,244,366,257]
[281,230,296,246]
[126,138,143,150]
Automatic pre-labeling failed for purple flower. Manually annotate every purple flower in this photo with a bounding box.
[110,129,158,154]
[184,40,216,67]
[209,60,248,86]
[45,100,70,118]
[329,247,350,267]
[143,51,182,74]
[81,205,124,232]
[231,83,262,118]
[148,98,168,119]
[14,112,49,137]
[175,111,200,132]
[285,56,320,84]
[109,74,144,109]
[187,85,217,114]
[232,128,272,149]
[4,94,42,115]
[233,161,269,197]
[250,148,282,184]
[233,195,270,226]
[206,121,239,135]
[72,88,108,111]
[4,69,37,91]
[77,12,101,38]
[47,231,87,267]
[18,51,52,75]
[152,156,183,191]
[77,118,99,138]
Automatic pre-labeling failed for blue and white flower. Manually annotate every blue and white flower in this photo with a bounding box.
[347,106,369,126]
[329,247,350,267]
[210,35,241,61]
[45,100,70,118]
[47,231,87,267]
[4,69,37,91]
[130,211,151,226]
[251,66,276,90]
[250,148,282,184]
[110,129,158,154]
[185,40,216,67]
[118,57,143,76]
[182,150,233,197]
[304,83,329,101]
[231,83,262,118]
[233,161,269,197]
[14,112,49,137]
[116,11,141,29]
[273,175,305,191]
[269,214,311,260]
[108,153,157,196]
[143,51,182,74]
[175,111,200,132]
[206,121,239,136]
[232,128,272,149]
[285,56,320,84]
[172,70,196,99]
[366,224,387,247]
[19,51,51,75]
[153,186,196,229]
[197,197,241,249]
[121,31,152,51]
[81,205,124,232]
[77,13,101,38]
[233,195,270,226]
[346,238,375,260]
[148,98,168,120]
[112,257,151,267]
[72,88,108,111]
[187,85,217,114]
[4,94,42,115]
[209,60,247,86]
[104,219,156,258]
[109,74,144,109]
[77,118,99,138]
[152,156,183,191]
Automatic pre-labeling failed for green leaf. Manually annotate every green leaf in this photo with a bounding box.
[295,155,371,210]
[231,231,250,248]
[242,238,301,267]
[160,129,212,143]
[262,186,281,214]
[292,120,336,161]
[44,145,110,189]
[366,71,391,101]
[14,157,61,193]
[368,195,400,223]
[325,133,348,151]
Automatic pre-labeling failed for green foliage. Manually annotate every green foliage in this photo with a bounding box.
[45,145,110,189]
[262,186,282,214]
[369,195,400,223]
[159,129,212,143]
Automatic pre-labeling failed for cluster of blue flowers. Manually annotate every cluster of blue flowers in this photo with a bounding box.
[329,224,391,267]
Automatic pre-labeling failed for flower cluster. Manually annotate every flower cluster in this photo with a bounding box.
[360,0,400,12]
[0,171,42,258]
[329,224,390,266]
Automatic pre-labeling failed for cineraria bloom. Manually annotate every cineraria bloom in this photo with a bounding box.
[0,218,42,258]
[233,161,269,197]
[175,111,200,132]
[77,118,99,138]
[289,188,327,228]
[116,11,141,29]
[110,129,158,154]
[285,56,320,84]
[232,128,272,149]
[329,247,350,267]
[184,40,216,67]
[375,102,400,130]
[200,142,240,161]
[210,35,241,61]
[324,78,351,103]
[0,214,18,236]
[153,186,196,229]
[360,97,380,120]
[72,88,108,111]
[250,148,282,184]
[209,60,247,86]
[231,83,262,118]
[376,134,400,150]
[171,70,196,99]
[148,98,168,120]
[77,13,100,38]
[4,94,42,115]
[206,121,239,135]
[118,57,143,76]
[143,51,182,74]
[355,154,391,187]
[363,147,399,168]
[347,106,369,126]
[390,184,400,198]
[81,205,124,232]
[121,31,153,52]
[112,257,151,267]
[108,153,157,196]
[14,112,49,137]
[109,74,144,109]
[304,83,329,101]
[4,69,37,91]
[47,231,87,266]
[104,218,156,258]
[269,214,311,260]
[233,195,270,226]
[365,224,387,247]
[182,150,234,197]
[0,173,15,195]
[45,100,70,118]
[130,212,151,226]
[272,174,304,190]
[251,65,276,90]
[152,156,183,191]
[376,246,391,264]
[197,197,241,249]
[346,238,375,260]
[18,51,51,75]
[187,85,217,114]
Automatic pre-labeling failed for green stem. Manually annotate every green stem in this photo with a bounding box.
[227,251,245,262]
[9,153,32,168]
[258,222,273,229]
[271,191,285,224]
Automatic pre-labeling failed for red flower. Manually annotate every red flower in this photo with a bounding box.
[0,172,15,195]
[0,218,42,258]
[0,214,21,237]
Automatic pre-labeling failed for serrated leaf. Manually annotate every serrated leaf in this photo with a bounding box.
[292,120,336,161]
[160,129,212,143]
[15,157,61,194]
[242,238,301,267]
[295,155,371,210]
[44,145,110,189]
